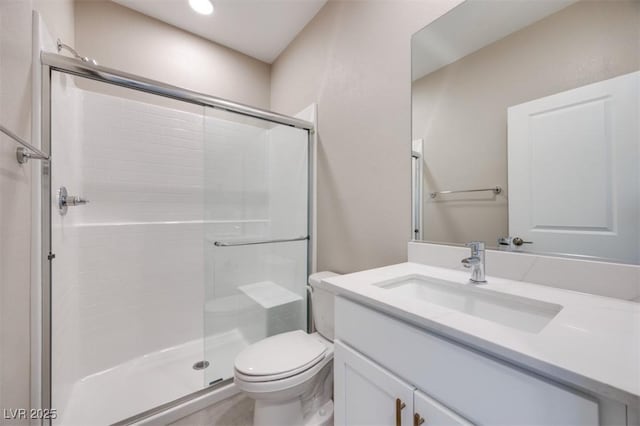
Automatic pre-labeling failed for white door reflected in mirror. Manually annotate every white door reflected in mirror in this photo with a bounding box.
[508,72,639,264]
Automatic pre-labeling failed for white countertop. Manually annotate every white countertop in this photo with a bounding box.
[319,262,640,406]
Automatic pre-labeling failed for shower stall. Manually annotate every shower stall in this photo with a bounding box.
[40,53,313,425]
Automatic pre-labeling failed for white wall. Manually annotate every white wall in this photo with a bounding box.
[270,0,463,274]
[0,0,74,420]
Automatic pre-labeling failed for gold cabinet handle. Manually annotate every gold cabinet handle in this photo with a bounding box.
[395,398,406,426]
[414,413,426,426]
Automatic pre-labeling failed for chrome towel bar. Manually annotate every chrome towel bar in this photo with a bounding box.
[213,235,309,247]
[430,186,501,199]
[0,124,50,164]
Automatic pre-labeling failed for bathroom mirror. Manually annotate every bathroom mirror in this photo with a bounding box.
[411,0,640,264]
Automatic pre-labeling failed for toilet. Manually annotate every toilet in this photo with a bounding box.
[234,271,339,426]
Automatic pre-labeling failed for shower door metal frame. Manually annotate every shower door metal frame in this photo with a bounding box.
[40,52,315,425]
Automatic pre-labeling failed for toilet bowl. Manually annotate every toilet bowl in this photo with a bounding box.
[234,271,339,426]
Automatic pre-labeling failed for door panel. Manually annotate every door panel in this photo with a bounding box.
[414,390,472,426]
[49,72,208,425]
[203,107,309,386]
[334,341,414,426]
[508,71,639,263]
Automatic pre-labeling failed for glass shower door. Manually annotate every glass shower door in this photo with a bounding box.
[49,72,208,425]
[202,107,309,386]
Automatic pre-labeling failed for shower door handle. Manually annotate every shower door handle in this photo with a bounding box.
[66,196,89,206]
[58,186,89,215]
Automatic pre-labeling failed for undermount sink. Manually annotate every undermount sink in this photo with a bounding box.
[375,275,563,333]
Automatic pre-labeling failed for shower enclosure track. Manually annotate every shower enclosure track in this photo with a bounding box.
[39,51,315,425]
[41,52,313,130]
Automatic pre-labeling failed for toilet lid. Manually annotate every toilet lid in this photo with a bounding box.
[234,330,327,378]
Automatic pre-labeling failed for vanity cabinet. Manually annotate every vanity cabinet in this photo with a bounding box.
[334,341,414,425]
[334,296,612,426]
[335,340,471,426]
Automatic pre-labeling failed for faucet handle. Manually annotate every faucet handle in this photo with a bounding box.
[465,241,485,252]
[461,257,480,268]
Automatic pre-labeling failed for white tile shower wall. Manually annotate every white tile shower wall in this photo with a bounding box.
[203,113,269,307]
[267,125,308,239]
[202,115,307,301]
[81,92,205,224]
[408,242,640,301]
[203,114,269,238]
[72,223,205,375]
[205,242,307,345]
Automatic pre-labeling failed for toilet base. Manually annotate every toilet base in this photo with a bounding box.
[254,398,302,426]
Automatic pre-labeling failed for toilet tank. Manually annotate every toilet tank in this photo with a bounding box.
[308,271,339,342]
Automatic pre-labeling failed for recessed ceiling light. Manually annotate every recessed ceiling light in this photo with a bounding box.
[189,0,214,15]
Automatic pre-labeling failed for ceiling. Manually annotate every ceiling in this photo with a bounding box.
[111,0,327,63]
[411,0,578,81]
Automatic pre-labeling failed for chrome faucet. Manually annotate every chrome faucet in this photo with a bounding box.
[461,241,486,283]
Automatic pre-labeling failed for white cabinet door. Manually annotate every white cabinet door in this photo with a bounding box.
[413,390,472,426]
[334,341,414,426]
[508,71,639,263]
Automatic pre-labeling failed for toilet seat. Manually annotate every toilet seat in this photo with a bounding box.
[234,333,334,398]
[235,330,328,382]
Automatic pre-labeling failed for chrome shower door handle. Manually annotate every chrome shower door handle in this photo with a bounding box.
[66,195,89,206]
[58,186,89,215]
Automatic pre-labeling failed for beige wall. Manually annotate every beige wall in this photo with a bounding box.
[74,0,271,109]
[34,0,75,44]
[0,2,34,419]
[0,0,75,420]
[412,0,640,246]
[271,0,461,274]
